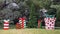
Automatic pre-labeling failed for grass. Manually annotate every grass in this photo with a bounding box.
[0,29,60,34]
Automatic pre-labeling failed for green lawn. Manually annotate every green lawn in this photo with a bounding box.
[0,29,60,34]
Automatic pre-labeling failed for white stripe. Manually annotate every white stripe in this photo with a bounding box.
[4,24,9,26]
[4,27,9,28]
[24,22,26,23]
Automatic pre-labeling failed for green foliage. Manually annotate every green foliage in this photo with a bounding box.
[51,5,60,21]
[47,8,56,15]
[31,0,52,9]
[57,7,60,21]
[27,3,37,28]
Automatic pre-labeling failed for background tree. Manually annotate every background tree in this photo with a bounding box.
[26,0,52,28]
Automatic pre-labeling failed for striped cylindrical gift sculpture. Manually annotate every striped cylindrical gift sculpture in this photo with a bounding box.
[19,18,26,29]
[44,17,56,30]
[3,19,10,30]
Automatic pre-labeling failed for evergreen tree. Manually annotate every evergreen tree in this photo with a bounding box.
[27,1,37,28]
